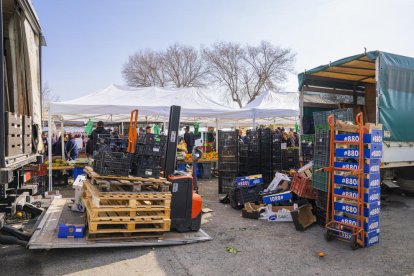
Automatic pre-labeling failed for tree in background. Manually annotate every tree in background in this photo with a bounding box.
[122,44,206,88]
[122,41,295,107]
[203,41,295,107]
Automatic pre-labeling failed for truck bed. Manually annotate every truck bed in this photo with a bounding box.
[28,198,212,249]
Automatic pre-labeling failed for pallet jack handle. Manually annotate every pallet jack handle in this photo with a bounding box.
[127,109,139,153]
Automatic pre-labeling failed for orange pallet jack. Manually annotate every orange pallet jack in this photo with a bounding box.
[324,112,365,249]
[127,109,139,153]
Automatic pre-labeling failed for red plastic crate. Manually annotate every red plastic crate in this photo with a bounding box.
[24,164,48,176]
[291,173,317,199]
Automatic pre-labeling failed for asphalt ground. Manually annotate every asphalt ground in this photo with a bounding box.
[0,179,413,276]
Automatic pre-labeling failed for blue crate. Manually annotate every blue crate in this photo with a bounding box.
[58,224,85,238]
[333,187,380,204]
[334,173,380,189]
[334,214,380,232]
[365,229,380,247]
[334,159,380,175]
[72,167,84,180]
[262,191,292,204]
[236,175,264,188]
[335,130,382,144]
[335,145,382,159]
[333,201,380,217]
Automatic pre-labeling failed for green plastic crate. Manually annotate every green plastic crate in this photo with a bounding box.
[312,164,329,192]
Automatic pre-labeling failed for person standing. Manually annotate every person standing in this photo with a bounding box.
[146,126,152,134]
[184,126,195,153]
[90,121,109,152]
[65,134,79,160]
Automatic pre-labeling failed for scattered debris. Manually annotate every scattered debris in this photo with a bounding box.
[226,246,241,254]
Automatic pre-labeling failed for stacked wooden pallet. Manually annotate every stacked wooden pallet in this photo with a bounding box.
[82,166,172,241]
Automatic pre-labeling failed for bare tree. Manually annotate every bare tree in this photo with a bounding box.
[163,44,206,87]
[202,42,245,107]
[122,45,206,88]
[122,50,167,87]
[203,41,295,107]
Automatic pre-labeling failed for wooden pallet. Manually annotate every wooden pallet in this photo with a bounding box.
[85,231,164,241]
[84,166,171,192]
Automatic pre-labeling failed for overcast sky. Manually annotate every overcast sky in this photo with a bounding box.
[32,0,414,101]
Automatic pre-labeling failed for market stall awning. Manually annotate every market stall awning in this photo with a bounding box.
[50,85,239,122]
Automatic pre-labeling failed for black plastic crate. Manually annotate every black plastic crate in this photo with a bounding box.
[219,176,236,194]
[132,166,161,178]
[96,134,128,152]
[132,154,160,168]
[218,162,239,172]
[218,130,239,141]
[93,151,131,176]
[219,155,238,162]
[136,143,166,157]
[218,145,239,156]
[236,185,264,204]
[137,134,168,145]
[219,171,239,178]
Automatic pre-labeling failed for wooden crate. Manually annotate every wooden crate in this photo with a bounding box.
[5,112,22,135]
[6,134,22,156]
[86,231,163,241]
[84,166,170,192]
[82,179,172,236]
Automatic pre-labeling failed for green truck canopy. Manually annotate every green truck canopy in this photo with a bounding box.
[299,51,414,141]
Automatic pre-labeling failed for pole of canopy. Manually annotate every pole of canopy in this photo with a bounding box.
[48,104,53,191]
[252,110,256,129]
[61,120,65,161]
[215,118,219,152]
[121,122,124,135]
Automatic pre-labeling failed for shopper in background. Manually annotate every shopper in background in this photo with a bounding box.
[146,126,152,134]
[74,133,83,150]
[65,134,79,160]
[237,129,244,143]
[177,137,188,153]
[281,131,293,147]
[90,121,109,152]
[184,126,195,153]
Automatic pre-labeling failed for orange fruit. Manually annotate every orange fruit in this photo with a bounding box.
[319,252,325,257]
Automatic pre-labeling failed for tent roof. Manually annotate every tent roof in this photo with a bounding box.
[50,85,238,121]
[240,91,299,118]
[298,51,379,90]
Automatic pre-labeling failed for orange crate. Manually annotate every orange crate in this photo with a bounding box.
[291,173,317,199]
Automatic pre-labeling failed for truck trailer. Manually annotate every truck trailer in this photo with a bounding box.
[298,51,414,191]
[0,0,44,221]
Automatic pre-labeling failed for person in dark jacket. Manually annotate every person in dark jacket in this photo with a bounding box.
[184,126,195,153]
[65,134,79,160]
[90,121,109,152]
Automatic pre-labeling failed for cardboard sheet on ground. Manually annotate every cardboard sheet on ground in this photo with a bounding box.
[28,198,212,249]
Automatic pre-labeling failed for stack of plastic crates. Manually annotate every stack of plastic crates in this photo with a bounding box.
[131,134,167,178]
[218,130,239,194]
[258,128,273,184]
[300,134,314,164]
[93,151,131,176]
[281,148,300,170]
[96,134,128,152]
[312,108,354,225]
[245,131,260,175]
[271,134,282,174]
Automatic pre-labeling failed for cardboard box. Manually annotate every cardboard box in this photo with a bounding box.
[72,175,86,212]
[262,191,292,204]
[267,206,295,222]
[236,174,264,188]
[242,202,265,219]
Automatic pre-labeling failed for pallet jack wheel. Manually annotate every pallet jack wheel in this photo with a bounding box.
[324,229,335,242]
[349,236,359,250]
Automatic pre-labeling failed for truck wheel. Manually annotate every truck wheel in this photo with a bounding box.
[324,229,335,242]
[350,236,359,250]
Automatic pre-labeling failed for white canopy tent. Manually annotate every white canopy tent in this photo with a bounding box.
[47,85,300,191]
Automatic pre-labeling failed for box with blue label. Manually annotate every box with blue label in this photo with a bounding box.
[334,174,380,189]
[236,174,264,188]
[333,201,380,217]
[262,191,292,204]
[333,187,380,204]
[335,130,382,144]
[334,214,380,232]
[365,229,380,247]
[58,224,85,238]
[335,144,382,159]
[334,159,380,175]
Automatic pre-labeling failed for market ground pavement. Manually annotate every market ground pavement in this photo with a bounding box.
[1,179,414,276]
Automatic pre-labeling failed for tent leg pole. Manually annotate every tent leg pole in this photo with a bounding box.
[215,119,219,151]
[253,114,256,129]
[121,122,124,135]
[48,106,52,192]
[61,121,65,161]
